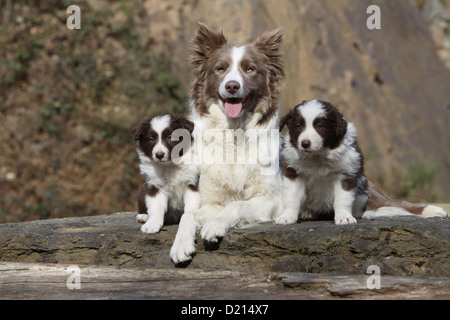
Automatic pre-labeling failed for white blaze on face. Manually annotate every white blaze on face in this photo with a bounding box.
[298,100,326,152]
[150,115,171,161]
[219,46,247,118]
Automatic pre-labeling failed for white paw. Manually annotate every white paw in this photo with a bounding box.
[170,241,196,265]
[335,214,357,225]
[421,205,448,218]
[275,213,298,225]
[201,220,228,242]
[136,214,148,223]
[141,220,163,234]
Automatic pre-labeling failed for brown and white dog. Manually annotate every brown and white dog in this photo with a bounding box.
[131,114,200,234]
[169,23,285,264]
[277,99,447,225]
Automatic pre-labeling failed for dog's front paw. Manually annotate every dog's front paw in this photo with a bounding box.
[170,241,196,266]
[275,213,298,225]
[201,220,228,242]
[141,220,163,234]
[136,214,148,223]
[335,214,357,225]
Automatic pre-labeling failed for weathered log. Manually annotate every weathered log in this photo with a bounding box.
[0,213,448,277]
[0,262,448,300]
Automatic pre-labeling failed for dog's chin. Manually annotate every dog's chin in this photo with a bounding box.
[219,95,252,118]
[152,157,172,163]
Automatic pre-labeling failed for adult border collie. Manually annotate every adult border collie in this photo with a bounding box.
[170,23,285,264]
[277,99,447,225]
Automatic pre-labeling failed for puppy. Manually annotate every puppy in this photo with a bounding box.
[131,114,200,234]
[277,99,368,225]
[277,99,447,225]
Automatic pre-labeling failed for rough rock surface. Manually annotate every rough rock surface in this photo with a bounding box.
[0,213,448,277]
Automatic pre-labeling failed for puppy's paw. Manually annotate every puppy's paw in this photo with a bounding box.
[136,214,148,223]
[275,213,298,225]
[141,220,162,234]
[335,214,357,225]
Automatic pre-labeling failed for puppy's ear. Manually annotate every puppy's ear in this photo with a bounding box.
[253,27,284,83]
[191,22,227,69]
[172,115,195,134]
[319,100,348,148]
[279,109,292,132]
[131,119,149,141]
[334,112,348,141]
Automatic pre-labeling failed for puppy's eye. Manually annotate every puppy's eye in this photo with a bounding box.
[315,123,323,129]
[145,136,155,141]
[296,124,302,129]
[167,135,172,140]
[216,67,225,73]
[246,66,255,73]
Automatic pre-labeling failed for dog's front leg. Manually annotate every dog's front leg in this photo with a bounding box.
[141,192,169,233]
[275,176,305,224]
[333,180,357,225]
[170,188,202,265]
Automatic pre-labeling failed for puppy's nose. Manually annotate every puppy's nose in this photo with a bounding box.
[225,81,240,95]
[155,151,165,160]
[301,139,311,149]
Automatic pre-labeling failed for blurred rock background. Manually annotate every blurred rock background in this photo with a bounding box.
[0,0,448,222]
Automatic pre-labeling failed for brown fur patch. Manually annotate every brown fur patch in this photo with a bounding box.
[366,181,426,215]
[137,184,159,214]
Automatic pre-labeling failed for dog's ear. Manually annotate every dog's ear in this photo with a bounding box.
[131,119,149,141]
[334,112,348,141]
[253,27,284,83]
[279,109,293,132]
[191,22,227,69]
[172,115,195,134]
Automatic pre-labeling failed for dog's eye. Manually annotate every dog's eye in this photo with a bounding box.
[315,123,323,129]
[216,67,225,73]
[167,135,172,140]
[145,136,155,141]
[296,124,302,129]
[246,66,255,73]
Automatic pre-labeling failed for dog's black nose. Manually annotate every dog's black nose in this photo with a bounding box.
[301,139,311,149]
[155,151,165,160]
[225,81,240,95]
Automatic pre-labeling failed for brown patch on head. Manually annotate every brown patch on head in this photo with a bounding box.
[251,28,284,126]
[131,118,158,159]
[190,23,228,115]
[316,100,347,150]
[280,102,307,149]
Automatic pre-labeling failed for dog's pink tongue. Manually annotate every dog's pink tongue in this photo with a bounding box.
[224,102,243,118]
